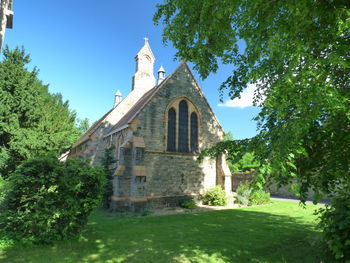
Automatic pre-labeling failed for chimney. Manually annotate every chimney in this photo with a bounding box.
[114,90,122,107]
[157,65,165,85]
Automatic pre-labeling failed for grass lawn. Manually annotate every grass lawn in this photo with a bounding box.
[0,201,333,263]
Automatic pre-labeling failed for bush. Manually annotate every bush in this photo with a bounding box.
[317,191,350,261]
[179,198,197,209]
[235,182,252,205]
[203,186,227,206]
[139,209,151,217]
[235,182,270,205]
[249,189,270,205]
[0,155,106,244]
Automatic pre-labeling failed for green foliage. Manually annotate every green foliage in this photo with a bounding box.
[76,118,90,134]
[179,198,197,209]
[236,182,270,205]
[139,209,151,217]
[0,155,105,244]
[203,186,227,206]
[235,182,252,205]
[155,3,349,259]
[224,132,260,173]
[317,190,350,261]
[229,152,260,173]
[224,131,234,141]
[155,0,350,202]
[100,146,116,209]
[249,190,270,206]
[0,47,82,178]
[0,176,10,205]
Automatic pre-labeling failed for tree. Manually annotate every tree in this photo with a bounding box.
[224,132,259,173]
[154,1,350,259]
[154,0,349,200]
[100,146,116,209]
[76,118,90,134]
[0,46,81,177]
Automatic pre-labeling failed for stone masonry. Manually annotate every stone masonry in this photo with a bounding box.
[69,39,232,211]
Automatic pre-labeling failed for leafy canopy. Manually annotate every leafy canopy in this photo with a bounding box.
[154,0,350,202]
[224,132,259,173]
[0,47,83,177]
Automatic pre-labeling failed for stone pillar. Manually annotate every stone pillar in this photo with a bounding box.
[216,154,225,188]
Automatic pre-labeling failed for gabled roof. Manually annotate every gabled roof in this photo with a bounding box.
[73,61,225,147]
[104,84,160,137]
[104,61,224,137]
[72,83,150,147]
[72,108,114,147]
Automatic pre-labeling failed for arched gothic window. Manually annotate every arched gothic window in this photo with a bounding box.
[178,100,189,152]
[166,98,199,153]
[190,112,198,153]
[167,108,176,152]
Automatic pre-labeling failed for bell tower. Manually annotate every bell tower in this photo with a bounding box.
[132,38,156,93]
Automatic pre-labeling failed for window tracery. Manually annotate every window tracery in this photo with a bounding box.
[166,98,200,153]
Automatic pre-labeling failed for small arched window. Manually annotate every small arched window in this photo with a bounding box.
[190,112,198,153]
[167,108,176,152]
[178,100,189,153]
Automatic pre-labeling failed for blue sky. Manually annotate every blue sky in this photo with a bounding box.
[4,0,260,139]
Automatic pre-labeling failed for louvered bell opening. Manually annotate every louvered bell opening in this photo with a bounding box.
[6,13,13,29]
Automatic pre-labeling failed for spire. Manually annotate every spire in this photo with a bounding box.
[132,37,156,93]
[157,65,166,85]
[114,90,122,107]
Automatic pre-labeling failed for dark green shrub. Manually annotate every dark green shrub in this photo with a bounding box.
[139,209,151,217]
[235,181,252,205]
[0,155,105,244]
[317,191,350,261]
[100,146,116,209]
[249,189,270,205]
[235,182,270,205]
[179,198,197,209]
[203,186,227,206]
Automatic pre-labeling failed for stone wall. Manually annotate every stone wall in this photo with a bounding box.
[231,172,322,201]
[72,63,232,211]
[231,172,255,191]
[131,64,231,201]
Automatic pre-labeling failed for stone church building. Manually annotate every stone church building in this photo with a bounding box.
[69,39,232,210]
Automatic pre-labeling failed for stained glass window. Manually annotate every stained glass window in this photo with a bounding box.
[178,100,189,152]
[190,112,198,152]
[167,108,176,152]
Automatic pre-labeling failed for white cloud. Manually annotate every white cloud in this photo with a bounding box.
[218,83,263,108]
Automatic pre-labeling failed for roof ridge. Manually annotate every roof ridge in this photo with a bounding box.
[72,87,147,147]
[104,62,190,137]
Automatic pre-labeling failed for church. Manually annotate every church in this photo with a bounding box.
[69,39,232,211]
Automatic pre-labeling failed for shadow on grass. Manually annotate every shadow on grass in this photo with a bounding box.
[0,205,333,263]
